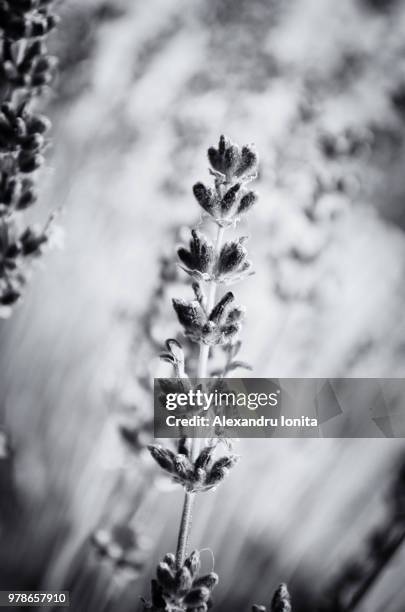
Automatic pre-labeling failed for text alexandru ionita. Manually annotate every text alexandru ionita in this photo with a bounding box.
[164,388,318,429]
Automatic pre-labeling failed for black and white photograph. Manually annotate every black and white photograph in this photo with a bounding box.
[1,1,405,611]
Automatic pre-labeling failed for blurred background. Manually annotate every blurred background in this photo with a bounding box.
[1,0,405,610]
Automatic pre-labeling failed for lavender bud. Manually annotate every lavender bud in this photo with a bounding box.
[18,151,44,173]
[0,122,13,146]
[148,445,175,473]
[174,454,194,480]
[1,103,15,123]
[194,446,213,471]
[32,72,53,87]
[209,292,234,324]
[177,247,194,270]
[207,147,221,173]
[183,586,211,606]
[178,230,215,274]
[217,240,247,275]
[20,227,47,255]
[3,178,19,205]
[17,187,37,210]
[47,14,60,30]
[193,182,215,214]
[159,378,191,395]
[184,550,200,577]
[208,457,238,484]
[252,606,267,612]
[174,566,193,595]
[218,134,226,156]
[221,183,241,214]
[191,230,214,272]
[188,604,208,612]
[226,307,245,322]
[0,288,20,306]
[211,455,239,471]
[156,562,175,592]
[235,145,258,178]
[237,191,258,215]
[194,467,205,485]
[27,114,51,134]
[14,117,27,138]
[22,133,44,151]
[271,584,291,612]
[34,55,56,74]
[150,579,166,608]
[31,20,49,37]
[192,573,219,590]
[222,322,241,339]
[207,135,228,173]
[163,553,176,568]
[25,39,44,59]
[207,466,228,486]
[224,144,241,178]
[172,298,204,329]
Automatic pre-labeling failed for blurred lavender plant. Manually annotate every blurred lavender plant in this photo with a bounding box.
[0,0,59,317]
[145,136,260,611]
[319,452,405,611]
[80,247,183,597]
[144,549,218,612]
[91,523,148,579]
[252,583,292,612]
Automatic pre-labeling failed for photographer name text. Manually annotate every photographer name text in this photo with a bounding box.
[165,414,318,428]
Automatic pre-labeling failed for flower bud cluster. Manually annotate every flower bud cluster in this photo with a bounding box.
[193,182,258,227]
[0,215,49,308]
[0,1,58,42]
[144,549,218,612]
[0,102,50,179]
[148,440,239,493]
[0,0,58,316]
[1,1,58,88]
[178,230,252,284]
[172,135,258,345]
[192,135,258,227]
[252,584,292,612]
[173,290,245,346]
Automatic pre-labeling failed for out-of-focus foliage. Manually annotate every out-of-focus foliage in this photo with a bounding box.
[0,0,60,317]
